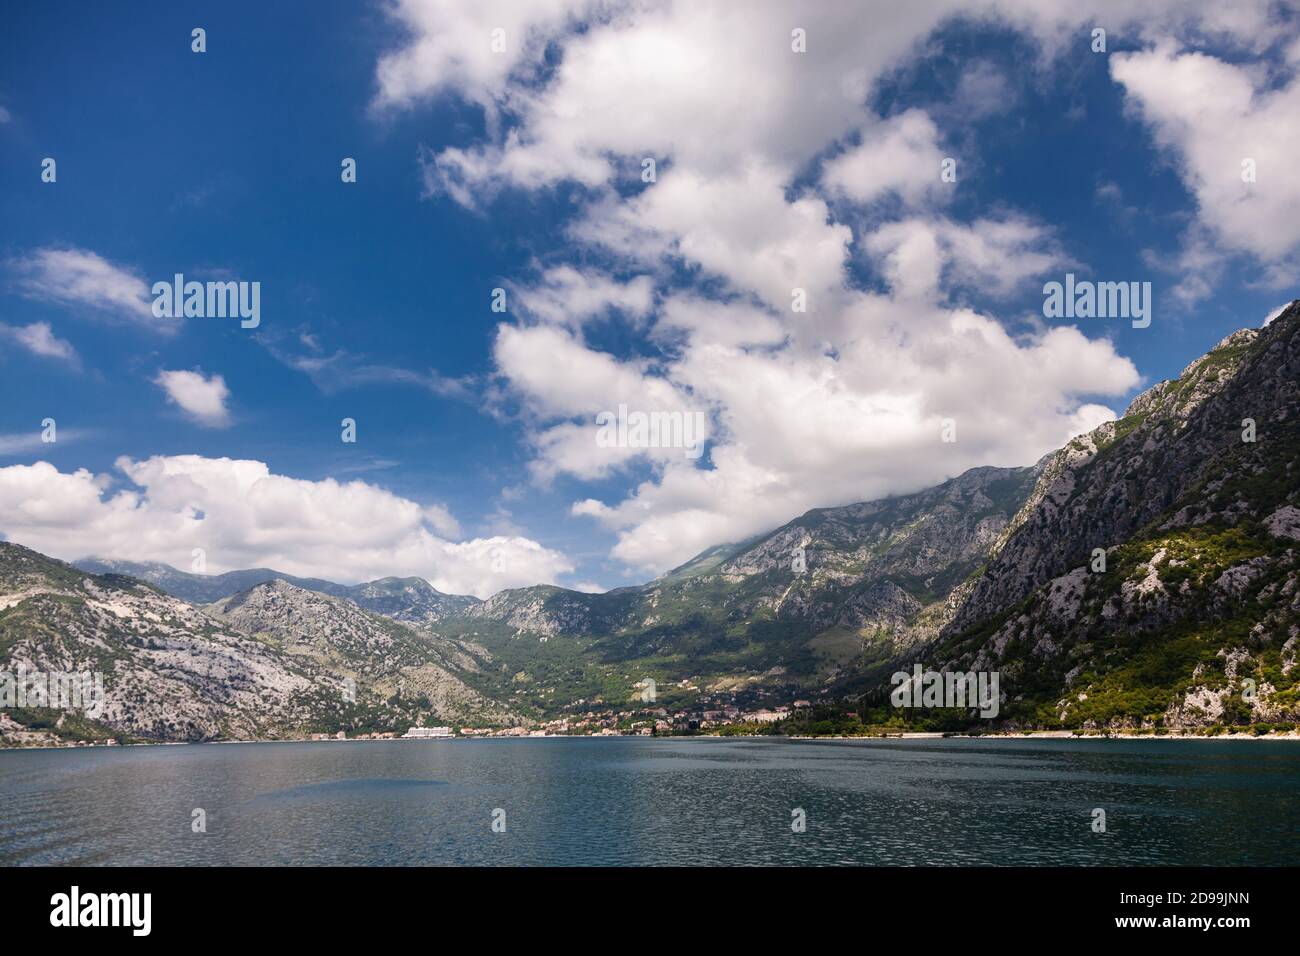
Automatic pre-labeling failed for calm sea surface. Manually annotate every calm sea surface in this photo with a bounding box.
[1,737,1297,866]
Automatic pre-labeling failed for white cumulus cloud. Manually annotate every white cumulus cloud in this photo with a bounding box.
[376,0,1287,574]
[0,321,79,366]
[821,110,950,209]
[154,369,232,428]
[1111,43,1300,272]
[11,247,163,327]
[0,456,573,597]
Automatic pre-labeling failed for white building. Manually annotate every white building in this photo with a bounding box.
[402,726,453,738]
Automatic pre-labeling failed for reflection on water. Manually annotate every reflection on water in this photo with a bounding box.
[1,737,1297,866]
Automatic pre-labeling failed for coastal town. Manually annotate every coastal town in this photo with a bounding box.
[306,697,817,741]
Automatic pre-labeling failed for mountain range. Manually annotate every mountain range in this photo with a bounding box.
[3,301,1299,743]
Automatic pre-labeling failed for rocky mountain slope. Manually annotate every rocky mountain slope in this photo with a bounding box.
[0,543,343,743]
[922,301,1300,730]
[0,545,513,746]
[458,464,1035,639]
[206,580,509,723]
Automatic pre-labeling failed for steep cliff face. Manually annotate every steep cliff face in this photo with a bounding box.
[931,301,1300,729]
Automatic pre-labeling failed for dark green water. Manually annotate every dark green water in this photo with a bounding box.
[1,737,1297,865]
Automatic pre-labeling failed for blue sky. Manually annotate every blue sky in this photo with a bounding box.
[1,1,1297,595]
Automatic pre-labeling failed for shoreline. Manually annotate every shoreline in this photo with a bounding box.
[4,729,1300,752]
[784,731,1300,741]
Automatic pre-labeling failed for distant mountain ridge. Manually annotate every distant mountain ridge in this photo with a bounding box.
[72,558,481,623]
[418,462,1040,711]
[46,456,1040,724]
[76,458,1037,651]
